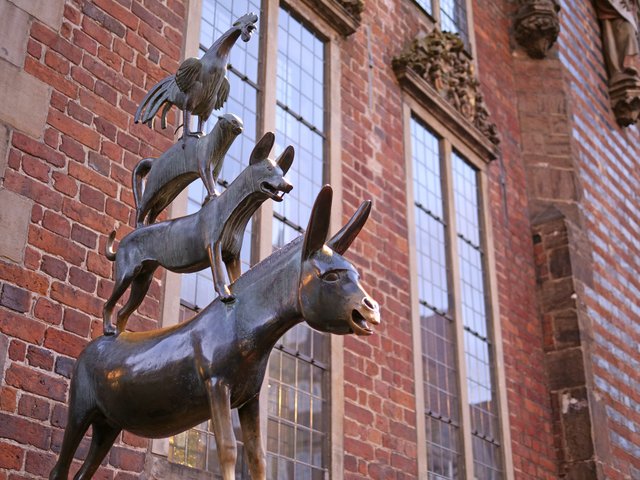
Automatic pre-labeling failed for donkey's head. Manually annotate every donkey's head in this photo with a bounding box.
[299,186,381,336]
[246,132,294,201]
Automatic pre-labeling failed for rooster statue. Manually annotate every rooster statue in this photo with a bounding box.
[134,13,258,140]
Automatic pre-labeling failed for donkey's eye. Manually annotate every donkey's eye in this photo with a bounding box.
[322,272,340,282]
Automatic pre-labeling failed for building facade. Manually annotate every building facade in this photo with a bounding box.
[0,0,638,479]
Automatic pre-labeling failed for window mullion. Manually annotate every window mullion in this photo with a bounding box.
[441,137,475,480]
[253,0,279,264]
[431,0,442,23]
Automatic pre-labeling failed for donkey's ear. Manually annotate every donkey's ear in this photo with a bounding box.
[327,200,371,254]
[276,145,294,174]
[249,132,275,165]
[302,185,332,260]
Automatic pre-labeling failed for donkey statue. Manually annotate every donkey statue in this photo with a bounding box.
[49,185,380,480]
[132,113,243,227]
[102,132,293,336]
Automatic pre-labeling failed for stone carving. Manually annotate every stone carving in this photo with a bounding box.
[49,187,380,480]
[133,113,243,227]
[337,0,365,22]
[513,0,561,58]
[595,0,640,126]
[102,132,294,336]
[134,13,258,138]
[392,29,500,145]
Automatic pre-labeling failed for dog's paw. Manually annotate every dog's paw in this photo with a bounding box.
[103,323,117,336]
[220,293,236,304]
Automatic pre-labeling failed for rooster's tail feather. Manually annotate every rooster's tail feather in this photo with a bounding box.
[134,75,175,127]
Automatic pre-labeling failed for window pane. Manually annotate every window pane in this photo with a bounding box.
[411,117,462,479]
[440,0,469,48]
[182,0,260,310]
[269,8,329,478]
[452,154,502,479]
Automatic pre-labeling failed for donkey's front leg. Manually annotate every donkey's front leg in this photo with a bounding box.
[208,242,235,303]
[238,395,266,480]
[205,378,237,479]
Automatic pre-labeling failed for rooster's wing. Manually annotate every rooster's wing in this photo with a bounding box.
[175,57,203,93]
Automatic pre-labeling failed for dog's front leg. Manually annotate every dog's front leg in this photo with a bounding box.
[208,242,235,303]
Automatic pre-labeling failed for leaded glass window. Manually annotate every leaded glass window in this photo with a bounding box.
[413,0,470,49]
[268,8,329,479]
[181,0,261,310]
[172,1,332,477]
[452,154,502,480]
[410,116,502,479]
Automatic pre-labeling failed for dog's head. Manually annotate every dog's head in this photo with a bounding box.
[246,132,293,202]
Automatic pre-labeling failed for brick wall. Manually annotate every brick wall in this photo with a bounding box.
[0,0,186,477]
[1,0,638,479]
[556,0,640,477]
[338,4,423,478]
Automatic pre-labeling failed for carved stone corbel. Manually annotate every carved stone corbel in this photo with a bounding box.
[594,0,640,126]
[392,30,500,157]
[609,77,640,126]
[301,0,363,35]
[513,0,560,59]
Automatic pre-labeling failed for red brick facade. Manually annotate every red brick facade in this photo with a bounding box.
[0,0,638,479]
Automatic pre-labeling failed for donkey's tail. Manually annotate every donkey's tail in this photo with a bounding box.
[105,230,117,261]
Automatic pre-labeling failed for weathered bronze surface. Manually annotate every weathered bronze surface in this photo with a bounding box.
[102,132,293,336]
[595,0,640,125]
[133,113,243,226]
[49,186,380,480]
[134,13,258,136]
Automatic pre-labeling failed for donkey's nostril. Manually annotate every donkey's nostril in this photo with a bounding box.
[362,297,377,311]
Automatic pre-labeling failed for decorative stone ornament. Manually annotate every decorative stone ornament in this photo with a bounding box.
[392,30,500,151]
[513,0,561,59]
[609,77,640,126]
[594,0,640,126]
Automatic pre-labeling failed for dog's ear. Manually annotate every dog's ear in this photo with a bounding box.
[276,146,294,174]
[250,132,275,165]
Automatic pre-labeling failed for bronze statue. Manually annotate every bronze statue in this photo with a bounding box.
[132,113,243,226]
[595,0,640,125]
[134,13,258,139]
[49,186,380,480]
[102,132,294,336]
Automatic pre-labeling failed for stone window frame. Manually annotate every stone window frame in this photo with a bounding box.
[402,96,514,479]
[153,0,346,478]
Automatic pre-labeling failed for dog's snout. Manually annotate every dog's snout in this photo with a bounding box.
[283,181,293,193]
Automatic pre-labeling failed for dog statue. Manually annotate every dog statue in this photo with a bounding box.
[102,132,293,335]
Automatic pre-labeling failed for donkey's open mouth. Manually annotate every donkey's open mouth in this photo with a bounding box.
[261,182,291,201]
[350,309,375,336]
